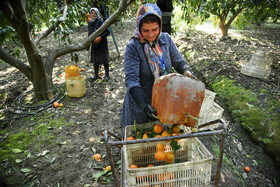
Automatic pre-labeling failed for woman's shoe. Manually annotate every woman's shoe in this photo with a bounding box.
[104,75,110,81]
[90,74,99,81]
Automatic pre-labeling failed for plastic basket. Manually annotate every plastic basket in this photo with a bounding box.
[198,102,224,130]
[240,50,272,79]
[122,123,213,187]
[198,89,216,118]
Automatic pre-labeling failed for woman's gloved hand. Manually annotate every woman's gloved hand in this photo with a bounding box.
[140,103,158,120]
[183,69,197,80]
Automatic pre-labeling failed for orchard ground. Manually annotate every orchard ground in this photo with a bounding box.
[0,18,279,186]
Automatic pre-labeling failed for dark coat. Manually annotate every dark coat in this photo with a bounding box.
[88,17,110,65]
[157,0,173,34]
[157,0,173,12]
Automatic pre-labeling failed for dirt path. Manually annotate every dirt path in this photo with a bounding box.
[0,18,279,186]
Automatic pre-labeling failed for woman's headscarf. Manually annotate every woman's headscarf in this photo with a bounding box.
[89,7,100,22]
[134,4,167,79]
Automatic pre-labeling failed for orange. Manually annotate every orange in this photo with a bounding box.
[105,166,111,171]
[244,166,250,173]
[165,172,174,180]
[126,136,135,141]
[92,153,102,161]
[161,130,171,142]
[156,173,165,182]
[59,74,63,77]
[147,164,154,167]
[129,164,138,169]
[155,151,165,161]
[142,132,151,139]
[154,124,163,134]
[172,132,181,141]
[59,103,63,107]
[165,152,175,164]
[154,135,161,138]
[156,143,165,152]
[89,137,95,142]
[53,102,59,108]
[170,124,180,133]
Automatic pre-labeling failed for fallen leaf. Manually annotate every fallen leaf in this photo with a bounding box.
[91,146,96,153]
[21,168,31,173]
[92,170,108,181]
[15,159,23,163]
[12,149,22,153]
[51,157,56,164]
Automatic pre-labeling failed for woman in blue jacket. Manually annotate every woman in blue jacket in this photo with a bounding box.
[121,4,195,127]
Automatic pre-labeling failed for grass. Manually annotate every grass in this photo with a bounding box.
[0,111,73,164]
[212,138,245,186]
[210,75,280,163]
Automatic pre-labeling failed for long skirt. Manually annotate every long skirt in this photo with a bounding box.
[90,51,109,66]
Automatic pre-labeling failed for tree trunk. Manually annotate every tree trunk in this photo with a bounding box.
[32,63,54,101]
[219,24,229,37]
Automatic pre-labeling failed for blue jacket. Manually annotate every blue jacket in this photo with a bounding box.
[120,32,190,127]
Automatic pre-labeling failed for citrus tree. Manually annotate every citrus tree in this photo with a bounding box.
[178,0,280,36]
[0,0,134,101]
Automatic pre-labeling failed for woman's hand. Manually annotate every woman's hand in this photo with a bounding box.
[94,36,101,44]
[140,104,158,120]
[183,70,197,80]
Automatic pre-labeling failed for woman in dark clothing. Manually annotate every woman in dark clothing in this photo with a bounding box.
[157,0,173,34]
[88,7,110,81]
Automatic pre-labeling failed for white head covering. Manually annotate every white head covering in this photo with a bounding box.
[89,7,100,22]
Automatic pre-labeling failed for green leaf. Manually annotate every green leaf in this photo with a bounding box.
[21,168,31,173]
[115,160,121,165]
[170,140,181,153]
[51,157,56,164]
[15,159,23,163]
[92,146,96,153]
[92,170,108,181]
[12,148,22,153]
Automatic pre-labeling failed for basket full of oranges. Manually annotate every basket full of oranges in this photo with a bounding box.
[122,121,213,187]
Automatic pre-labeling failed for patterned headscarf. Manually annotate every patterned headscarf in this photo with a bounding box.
[89,7,100,22]
[134,4,167,79]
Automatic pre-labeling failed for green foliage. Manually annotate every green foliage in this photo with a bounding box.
[175,0,279,36]
[0,113,73,163]
[211,76,280,163]
[232,12,250,30]
[173,2,203,30]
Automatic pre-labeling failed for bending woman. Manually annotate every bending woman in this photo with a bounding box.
[121,4,195,127]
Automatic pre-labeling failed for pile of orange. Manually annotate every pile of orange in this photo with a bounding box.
[53,101,63,108]
[127,123,182,172]
[127,123,182,141]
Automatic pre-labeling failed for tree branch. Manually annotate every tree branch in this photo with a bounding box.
[34,1,68,45]
[226,7,244,27]
[45,0,135,74]
[0,47,33,81]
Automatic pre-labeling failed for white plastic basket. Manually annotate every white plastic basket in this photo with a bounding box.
[241,50,272,80]
[198,102,224,130]
[122,123,213,187]
[199,89,216,118]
